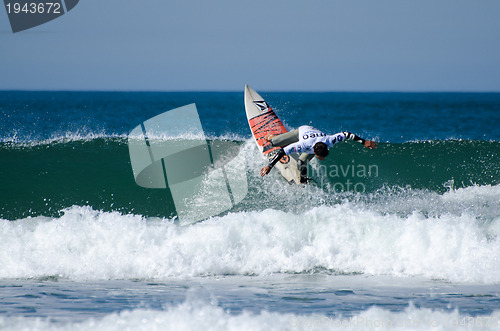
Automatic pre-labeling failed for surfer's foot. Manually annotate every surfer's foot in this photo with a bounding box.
[264,134,275,142]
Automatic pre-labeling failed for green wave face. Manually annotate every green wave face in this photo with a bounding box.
[1,138,176,220]
[309,140,500,194]
[1,138,499,220]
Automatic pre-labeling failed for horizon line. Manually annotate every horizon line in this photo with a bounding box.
[1,89,500,94]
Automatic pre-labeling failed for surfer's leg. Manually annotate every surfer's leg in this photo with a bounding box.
[270,129,299,147]
[298,153,314,183]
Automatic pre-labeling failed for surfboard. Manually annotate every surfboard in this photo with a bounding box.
[244,85,301,184]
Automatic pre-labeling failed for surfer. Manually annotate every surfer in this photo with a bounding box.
[260,125,377,183]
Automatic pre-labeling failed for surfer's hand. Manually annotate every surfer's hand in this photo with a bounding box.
[260,166,271,176]
[364,140,377,149]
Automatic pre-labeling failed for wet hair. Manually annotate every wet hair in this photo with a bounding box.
[313,142,329,157]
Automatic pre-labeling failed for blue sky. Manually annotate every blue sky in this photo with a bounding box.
[1,0,500,91]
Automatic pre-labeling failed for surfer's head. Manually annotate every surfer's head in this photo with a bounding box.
[313,142,329,160]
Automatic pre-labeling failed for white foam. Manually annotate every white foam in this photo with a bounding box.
[1,131,248,147]
[1,183,499,282]
[363,184,500,222]
[1,300,499,331]
[0,132,128,147]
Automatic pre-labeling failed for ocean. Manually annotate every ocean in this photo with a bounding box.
[1,91,499,330]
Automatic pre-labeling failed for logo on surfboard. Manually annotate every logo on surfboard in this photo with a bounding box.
[253,100,270,113]
[279,155,290,164]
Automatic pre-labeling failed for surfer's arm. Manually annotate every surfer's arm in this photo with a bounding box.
[269,148,286,168]
[260,148,287,176]
[342,132,378,149]
[260,141,305,176]
[329,132,377,149]
[343,132,365,144]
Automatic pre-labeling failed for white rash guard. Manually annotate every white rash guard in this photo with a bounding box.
[267,126,366,170]
[283,126,364,155]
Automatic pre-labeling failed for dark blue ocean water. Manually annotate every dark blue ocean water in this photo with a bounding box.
[1,91,500,142]
[1,91,499,330]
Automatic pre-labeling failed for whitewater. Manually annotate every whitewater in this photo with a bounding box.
[1,184,500,282]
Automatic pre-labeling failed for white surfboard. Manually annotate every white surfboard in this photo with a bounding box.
[244,85,301,184]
